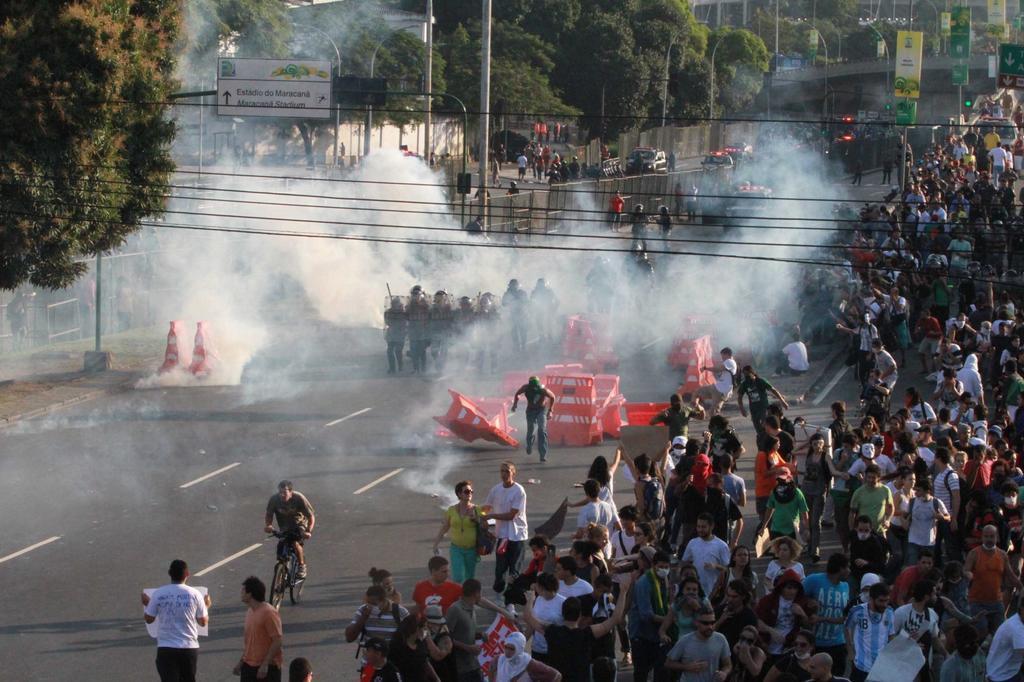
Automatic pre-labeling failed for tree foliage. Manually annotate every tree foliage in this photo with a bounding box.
[0,0,179,290]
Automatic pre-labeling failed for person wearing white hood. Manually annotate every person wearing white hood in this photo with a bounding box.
[488,631,561,682]
[957,353,985,408]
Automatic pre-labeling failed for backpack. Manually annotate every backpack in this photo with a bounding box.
[907,496,941,535]
[642,478,666,521]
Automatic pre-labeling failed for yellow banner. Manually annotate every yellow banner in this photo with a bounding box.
[941,12,951,37]
[991,0,1007,34]
[895,31,924,98]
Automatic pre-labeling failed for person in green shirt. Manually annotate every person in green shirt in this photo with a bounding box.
[736,365,789,436]
[1004,361,1024,410]
[848,465,894,532]
[764,477,809,540]
[650,392,706,441]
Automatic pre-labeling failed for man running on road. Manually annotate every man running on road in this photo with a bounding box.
[264,480,316,579]
[512,376,556,462]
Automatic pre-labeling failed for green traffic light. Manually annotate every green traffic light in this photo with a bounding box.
[964,98,973,107]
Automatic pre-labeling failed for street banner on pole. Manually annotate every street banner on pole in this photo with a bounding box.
[895,31,924,98]
[989,0,1008,36]
[953,62,969,85]
[950,7,971,58]
[941,12,952,36]
[806,28,818,60]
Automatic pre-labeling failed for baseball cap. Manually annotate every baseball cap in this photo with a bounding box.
[364,637,388,654]
[424,605,445,625]
[671,436,686,448]
[905,420,921,432]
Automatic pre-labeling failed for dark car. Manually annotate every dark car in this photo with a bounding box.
[721,142,753,161]
[701,151,735,170]
[626,147,667,174]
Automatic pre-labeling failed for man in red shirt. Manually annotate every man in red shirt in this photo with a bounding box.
[411,556,462,615]
[890,550,934,605]
[915,309,943,374]
[609,190,625,230]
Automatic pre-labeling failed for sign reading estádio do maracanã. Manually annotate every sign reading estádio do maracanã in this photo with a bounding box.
[217,58,333,119]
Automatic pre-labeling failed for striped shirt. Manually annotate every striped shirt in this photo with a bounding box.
[350,602,409,642]
[933,467,960,514]
[845,603,895,673]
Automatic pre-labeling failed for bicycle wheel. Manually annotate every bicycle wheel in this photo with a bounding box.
[270,562,288,609]
[289,556,304,604]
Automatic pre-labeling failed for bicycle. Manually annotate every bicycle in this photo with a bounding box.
[268,529,306,608]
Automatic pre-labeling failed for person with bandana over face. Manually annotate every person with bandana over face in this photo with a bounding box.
[763,475,809,542]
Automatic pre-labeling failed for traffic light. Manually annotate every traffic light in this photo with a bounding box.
[963,95,974,108]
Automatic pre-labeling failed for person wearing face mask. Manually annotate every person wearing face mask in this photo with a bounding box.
[762,629,815,682]
[627,548,672,681]
[1000,482,1024,574]
[755,570,810,661]
[938,623,984,682]
[964,524,1023,638]
[956,353,985,408]
[836,313,880,384]
[848,517,889,591]
[421,606,455,682]
[486,631,561,682]
[892,580,942,680]
[763,475,810,544]
[659,576,712,645]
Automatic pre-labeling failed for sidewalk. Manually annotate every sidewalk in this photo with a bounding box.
[0,326,165,425]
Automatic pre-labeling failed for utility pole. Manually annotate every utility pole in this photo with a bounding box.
[424,0,433,160]
[478,0,492,222]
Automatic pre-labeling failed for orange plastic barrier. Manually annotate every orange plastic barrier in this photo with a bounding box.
[667,335,714,393]
[623,402,671,426]
[158,320,189,374]
[433,390,519,447]
[189,321,219,377]
[546,374,602,446]
[594,374,624,438]
[562,315,618,372]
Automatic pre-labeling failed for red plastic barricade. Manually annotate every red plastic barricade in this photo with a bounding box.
[433,390,519,447]
[189,321,219,377]
[546,374,602,446]
[668,335,714,393]
[562,315,618,372]
[158,320,189,374]
[623,402,671,426]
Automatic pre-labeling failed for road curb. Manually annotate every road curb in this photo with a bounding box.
[0,374,141,429]
[801,344,847,404]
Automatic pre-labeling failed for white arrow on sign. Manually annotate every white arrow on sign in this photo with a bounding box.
[1007,53,1016,67]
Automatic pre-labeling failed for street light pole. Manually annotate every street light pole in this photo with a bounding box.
[424,0,433,160]
[661,35,677,127]
[294,23,341,167]
[479,0,492,222]
[364,22,423,158]
[708,37,725,122]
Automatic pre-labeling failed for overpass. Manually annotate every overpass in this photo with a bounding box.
[766,53,994,121]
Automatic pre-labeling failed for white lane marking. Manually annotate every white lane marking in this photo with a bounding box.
[641,337,664,351]
[193,543,263,577]
[812,366,849,406]
[179,462,241,489]
[0,536,61,565]
[324,407,373,427]
[353,467,405,495]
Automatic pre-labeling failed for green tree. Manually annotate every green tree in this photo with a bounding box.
[708,28,769,115]
[182,0,292,83]
[0,0,179,290]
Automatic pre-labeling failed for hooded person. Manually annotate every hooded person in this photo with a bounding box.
[491,631,560,682]
[755,569,809,656]
[957,353,985,407]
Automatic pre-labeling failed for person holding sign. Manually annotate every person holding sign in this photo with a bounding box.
[141,559,211,682]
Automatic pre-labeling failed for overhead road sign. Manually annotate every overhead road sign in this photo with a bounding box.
[998,43,1024,88]
[217,58,332,119]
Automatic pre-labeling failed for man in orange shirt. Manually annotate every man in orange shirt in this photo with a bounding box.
[412,556,463,615]
[609,190,625,230]
[755,435,791,524]
[965,525,1023,638]
[235,576,283,682]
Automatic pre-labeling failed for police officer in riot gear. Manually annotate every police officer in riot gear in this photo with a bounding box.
[406,285,431,373]
[530,278,558,344]
[383,296,407,374]
[429,290,454,372]
[503,279,529,353]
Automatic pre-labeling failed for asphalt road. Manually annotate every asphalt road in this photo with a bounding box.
[0,177,891,681]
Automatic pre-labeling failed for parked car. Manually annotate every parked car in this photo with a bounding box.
[701,150,735,170]
[626,147,667,174]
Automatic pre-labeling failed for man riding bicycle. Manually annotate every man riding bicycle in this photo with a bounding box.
[264,480,315,579]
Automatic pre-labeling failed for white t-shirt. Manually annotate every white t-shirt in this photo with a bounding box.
[558,578,594,599]
[577,500,616,532]
[988,614,1024,681]
[484,482,529,541]
[894,604,940,664]
[771,598,795,654]
[611,530,638,584]
[989,146,1010,167]
[908,402,937,423]
[715,358,738,394]
[765,560,805,588]
[849,455,897,478]
[782,342,810,371]
[916,446,935,466]
[681,535,731,597]
[906,495,948,547]
[144,583,208,649]
[530,593,565,653]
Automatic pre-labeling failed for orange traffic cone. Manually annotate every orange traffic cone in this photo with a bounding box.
[158,321,188,374]
[189,321,218,377]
